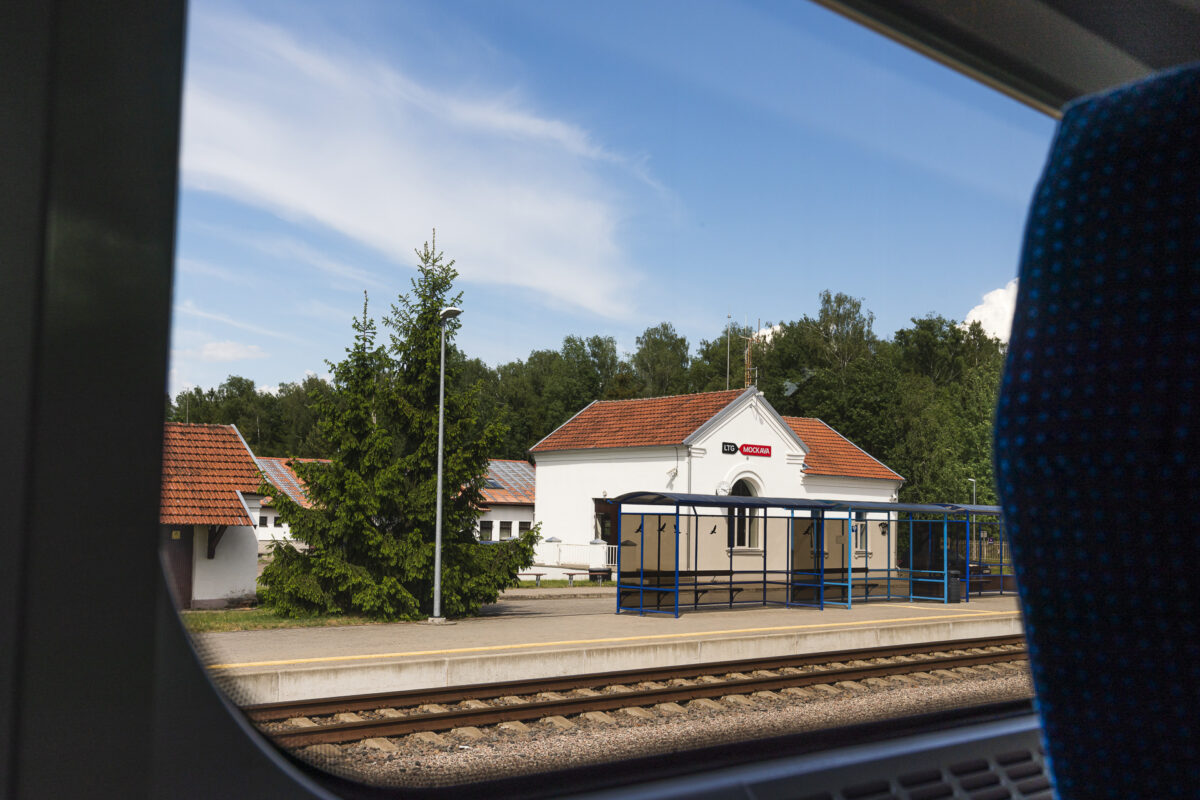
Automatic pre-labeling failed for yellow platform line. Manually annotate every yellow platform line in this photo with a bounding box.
[887,604,1005,615]
[207,610,1022,671]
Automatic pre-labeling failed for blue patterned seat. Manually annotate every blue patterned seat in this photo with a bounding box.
[996,64,1200,799]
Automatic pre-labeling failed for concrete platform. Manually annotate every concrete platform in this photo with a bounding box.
[199,595,1024,705]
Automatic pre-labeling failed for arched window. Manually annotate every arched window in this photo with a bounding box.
[728,478,759,549]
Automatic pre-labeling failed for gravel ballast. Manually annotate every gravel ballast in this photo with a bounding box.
[290,667,1033,788]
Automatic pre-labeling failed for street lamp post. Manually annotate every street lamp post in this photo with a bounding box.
[432,306,462,621]
[968,478,977,505]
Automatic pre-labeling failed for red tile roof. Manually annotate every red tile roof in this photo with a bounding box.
[530,389,745,452]
[783,417,904,482]
[481,459,535,506]
[257,456,329,509]
[160,423,261,526]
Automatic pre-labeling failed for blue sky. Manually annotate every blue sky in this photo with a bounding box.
[170,0,1057,396]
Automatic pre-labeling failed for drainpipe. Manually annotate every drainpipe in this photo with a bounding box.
[686,446,693,494]
[686,446,694,569]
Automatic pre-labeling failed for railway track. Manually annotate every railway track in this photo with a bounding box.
[252,634,1026,747]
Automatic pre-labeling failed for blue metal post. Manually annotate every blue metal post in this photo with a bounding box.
[818,510,825,610]
[907,516,913,601]
[846,507,854,609]
[787,509,793,608]
[761,510,768,606]
[693,509,700,610]
[639,513,645,615]
[886,511,893,601]
[964,512,972,603]
[728,509,734,608]
[615,508,622,615]
[674,505,680,618]
[942,513,949,603]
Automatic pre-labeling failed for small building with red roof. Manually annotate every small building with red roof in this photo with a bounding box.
[160,422,265,608]
[529,387,903,576]
[476,459,536,543]
[255,456,329,553]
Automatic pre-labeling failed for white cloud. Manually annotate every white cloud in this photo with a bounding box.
[198,340,269,362]
[177,257,256,286]
[295,297,356,323]
[180,9,649,318]
[756,323,782,342]
[177,299,303,342]
[964,279,1018,342]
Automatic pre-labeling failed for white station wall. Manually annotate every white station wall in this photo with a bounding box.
[535,447,681,546]
[191,524,259,608]
[533,394,902,559]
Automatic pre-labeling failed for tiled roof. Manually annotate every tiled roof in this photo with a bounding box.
[481,459,535,506]
[160,423,261,526]
[530,389,745,452]
[257,456,329,509]
[783,417,904,482]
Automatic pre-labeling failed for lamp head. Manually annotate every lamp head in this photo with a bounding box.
[439,307,462,322]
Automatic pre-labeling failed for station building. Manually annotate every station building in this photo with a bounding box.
[476,459,536,542]
[159,422,263,609]
[255,455,328,554]
[528,387,905,578]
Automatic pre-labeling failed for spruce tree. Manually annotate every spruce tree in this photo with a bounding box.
[381,235,534,618]
[258,237,537,621]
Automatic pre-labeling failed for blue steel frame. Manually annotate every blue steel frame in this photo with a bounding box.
[612,492,1002,617]
[960,508,1013,602]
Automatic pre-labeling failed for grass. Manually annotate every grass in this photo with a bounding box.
[181,583,614,632]
[180,606,377,634]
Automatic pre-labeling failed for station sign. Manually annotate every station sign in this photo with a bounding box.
[722,441,771,457]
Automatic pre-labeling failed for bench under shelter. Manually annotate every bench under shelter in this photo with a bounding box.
[610,491,1012,617]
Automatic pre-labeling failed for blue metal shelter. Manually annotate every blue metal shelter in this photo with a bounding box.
[610,491,1009,617]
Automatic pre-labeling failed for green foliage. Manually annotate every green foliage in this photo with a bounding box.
[758,304,1005,505]
[689,322,753,393]
[631,321,690,396]
[168,373,331,457]
[181,275,1004,521]
[258,236,537,621]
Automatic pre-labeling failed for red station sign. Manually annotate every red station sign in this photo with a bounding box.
[738,443,771,457]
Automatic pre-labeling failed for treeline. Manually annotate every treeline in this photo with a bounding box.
[167,374,333,458]
[167,290,1005,505]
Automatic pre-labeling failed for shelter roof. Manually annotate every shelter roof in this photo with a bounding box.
[256,456,328,509]
[530,388,751,452]
[782,417,904,482]
[610,491,999,516]
[160,423,260,526]
[482,459,535,506]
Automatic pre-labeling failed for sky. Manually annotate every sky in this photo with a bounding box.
[170,0,1058,396]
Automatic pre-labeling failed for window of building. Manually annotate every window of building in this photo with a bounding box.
[479,521,493,541]
[596,513,612,542]
[518,521,531,535]
[258,515,267,528]
[499,521,513,540]
[729,479,759,549]
[273,516,283,527]
[854,512,867,551]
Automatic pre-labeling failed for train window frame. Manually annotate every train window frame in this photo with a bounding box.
[8,1,1198,797]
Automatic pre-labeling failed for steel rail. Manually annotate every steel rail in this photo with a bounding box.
[247,633,1024,723]
[268,646,1026,747]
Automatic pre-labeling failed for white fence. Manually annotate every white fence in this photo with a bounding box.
[533,541,613,569]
